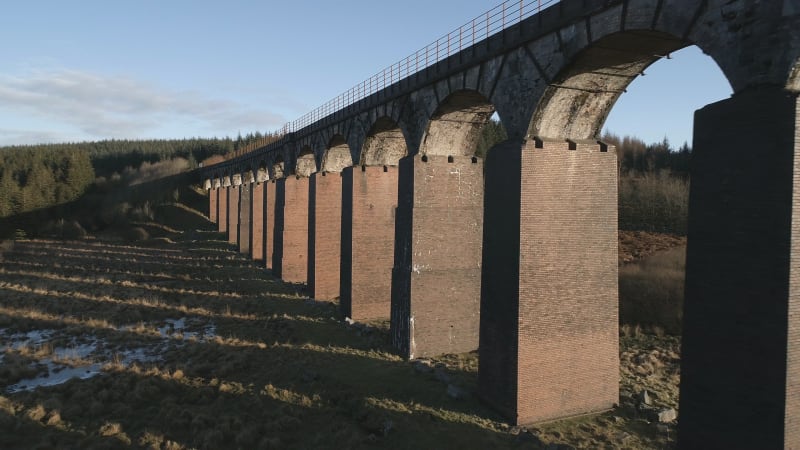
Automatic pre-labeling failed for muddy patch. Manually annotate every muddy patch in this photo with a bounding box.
[1,317,217,393]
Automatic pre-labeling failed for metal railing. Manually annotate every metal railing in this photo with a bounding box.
[236,0,559,157]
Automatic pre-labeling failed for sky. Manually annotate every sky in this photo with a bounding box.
[0,0,732,148]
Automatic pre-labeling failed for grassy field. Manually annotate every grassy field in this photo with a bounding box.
[0,198,681,449]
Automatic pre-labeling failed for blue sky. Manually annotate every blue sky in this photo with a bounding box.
[0,0,731,147]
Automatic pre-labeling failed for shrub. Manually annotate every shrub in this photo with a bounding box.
[123,227,150,242]
[619,173,689,235]
[62,221,87,240]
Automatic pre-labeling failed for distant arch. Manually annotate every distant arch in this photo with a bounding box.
[295,147,317,177]
[272,155,285,179]
[360,117,408,166]
[528,30,735,141]
[322,135,353,172]
[421,90,496,157]
[256,161,269,183]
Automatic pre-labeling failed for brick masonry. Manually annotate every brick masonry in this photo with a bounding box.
[478,139,618,425]
[227,186,239,245]
[250,183,264,261]
[340,166,399,320]
[217,188,228,233]
[264,180,277,271]
[238,183,251,254]
[679,88,800,449]
[271,179,286,277]
[279,176,310,283]
[309,172,343,300]
[209,189,217,223]
[391,154,483,359]
[478,140,522,420]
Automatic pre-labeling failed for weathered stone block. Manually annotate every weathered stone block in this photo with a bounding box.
[227,186,239,245]
[209,188,217,223]
[217,187,228,233]
[479,139,618,425]
[279,176,309,283]
[340,166,398,321]
[391,155,483,359]
[309,172,343,300]
[679,87,800,450]
[250,183,264,261]
[238,183,251,254]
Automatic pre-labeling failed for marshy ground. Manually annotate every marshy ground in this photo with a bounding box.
[0,204,682,449]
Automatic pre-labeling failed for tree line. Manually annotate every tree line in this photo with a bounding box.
[0,147,94,218]
[475,120,692,235]
[603,132,690,235]
[0,131,287,220]
[0,121,690,234]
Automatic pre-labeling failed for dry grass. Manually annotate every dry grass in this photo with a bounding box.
[619,246,685,334]
[0,199,682,449]
[619,174,689,234]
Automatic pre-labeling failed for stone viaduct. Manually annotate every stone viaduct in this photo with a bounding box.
[199,0,800,447]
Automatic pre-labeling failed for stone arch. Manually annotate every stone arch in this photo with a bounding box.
[790,58,800,92]
[272,155,285,179]
[295,146,317,177]
[242,169,255,185]
[420,89,497,157]
[346,117,367,163]
[524,0,800,142]
[256,161,269,183]
[528,30,704,140]
[322,135,353,172]
[360,117,408,166]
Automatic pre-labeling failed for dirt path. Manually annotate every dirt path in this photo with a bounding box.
[619,230,686,264]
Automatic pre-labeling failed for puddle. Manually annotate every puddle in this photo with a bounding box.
[157,317,217,341]
[54,342,97,361]
[3,318,216,393]
[4,329,57,348]
[7,362,102,393]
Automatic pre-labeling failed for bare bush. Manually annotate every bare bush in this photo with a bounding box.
[130,202,154,221]
[40,219,86,240]
[619,172,689,234]
[123,227,150,242]
[125,158,191,186]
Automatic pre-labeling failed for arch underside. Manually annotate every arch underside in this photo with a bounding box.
[361,118,407,166]
[295,150,317,177]
[323,136,353,172]
[422,90,495,157]
[273,158,285,179]
[531,31,688,141]
[256,163,269,182]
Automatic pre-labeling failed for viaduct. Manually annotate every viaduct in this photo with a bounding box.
[197,0,800,447]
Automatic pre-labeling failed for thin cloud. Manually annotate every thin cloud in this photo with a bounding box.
[0,69,287,144]
[0,128,78,146]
